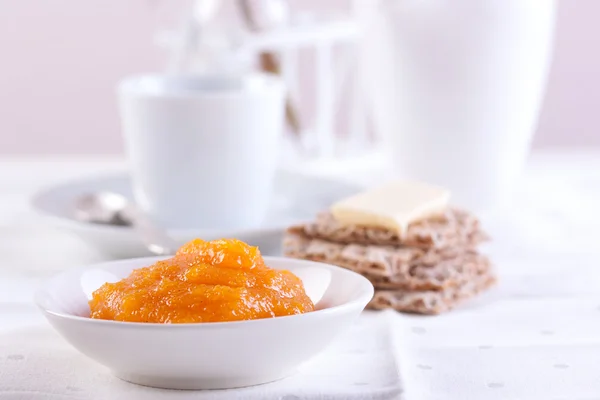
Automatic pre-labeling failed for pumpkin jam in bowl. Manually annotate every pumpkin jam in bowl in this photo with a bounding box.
[35,238,373,390]
[89,238,314,323]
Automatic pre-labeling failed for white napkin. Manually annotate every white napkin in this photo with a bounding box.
[391,251,600,400]
[0,312,404,400]
[394,297,600,400]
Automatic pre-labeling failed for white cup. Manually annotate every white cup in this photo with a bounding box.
[358,0,557,212]
[117,73,286,230]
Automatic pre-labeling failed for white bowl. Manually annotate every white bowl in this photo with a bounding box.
[35,256,374,390]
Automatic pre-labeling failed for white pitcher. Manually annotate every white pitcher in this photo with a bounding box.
[357,0,557,212]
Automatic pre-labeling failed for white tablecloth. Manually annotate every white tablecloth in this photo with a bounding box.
[0,151,599,399]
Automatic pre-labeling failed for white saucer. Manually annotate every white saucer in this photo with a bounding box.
[31,170,362,258]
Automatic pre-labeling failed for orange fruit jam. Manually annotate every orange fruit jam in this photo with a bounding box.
[89,238,314,323]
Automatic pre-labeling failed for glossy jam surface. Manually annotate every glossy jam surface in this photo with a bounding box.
[89,239,314,323]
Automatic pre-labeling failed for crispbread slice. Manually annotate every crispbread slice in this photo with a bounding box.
[283,234,487,289]
[367,271,497,315]
[286,207,488,250]
[365,252,491,291]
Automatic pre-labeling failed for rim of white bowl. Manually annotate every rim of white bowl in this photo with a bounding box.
[35,256,375,328]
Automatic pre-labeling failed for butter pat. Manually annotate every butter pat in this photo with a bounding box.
[330,181,450,235]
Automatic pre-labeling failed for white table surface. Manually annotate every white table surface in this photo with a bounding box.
[0,151,599,399]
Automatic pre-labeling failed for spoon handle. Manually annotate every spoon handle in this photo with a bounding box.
[122,205,178,256]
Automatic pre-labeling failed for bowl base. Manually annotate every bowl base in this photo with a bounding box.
[113,370,296,390]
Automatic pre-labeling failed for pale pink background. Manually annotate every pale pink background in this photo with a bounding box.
[0,0,598,155]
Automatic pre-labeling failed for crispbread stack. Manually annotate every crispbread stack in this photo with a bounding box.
[283,207,496,314]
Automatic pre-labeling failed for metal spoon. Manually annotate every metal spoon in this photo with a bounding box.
[73,192,178,256]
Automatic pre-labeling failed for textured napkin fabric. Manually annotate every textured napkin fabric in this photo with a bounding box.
[0,312,403,400]
[393,296,600,400]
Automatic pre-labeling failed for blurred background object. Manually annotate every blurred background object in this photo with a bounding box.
[357,0,557,211]
[3,0,599,157]
[154,0,364,161]
[0,0,367,163]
